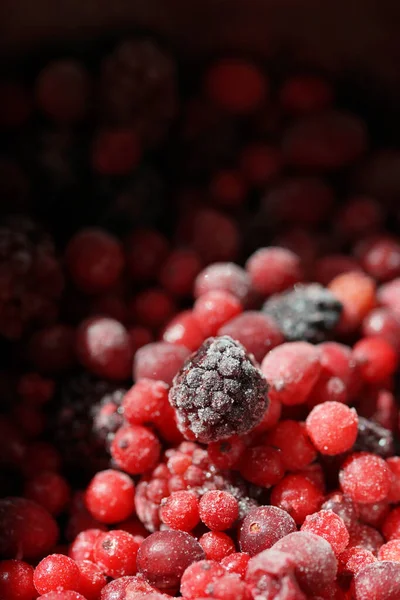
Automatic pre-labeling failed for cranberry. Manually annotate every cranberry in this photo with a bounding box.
[133,342,189,385]
[85,470,135,524]
[207,436,246,470]
[362,308,400,353]
[0,560,36,600]
[137,530,205,590]
[239,506,296,555]
[38,593,86,600]
[338,546,376,577]
[93,530,139,578]
[189,208,240,263]
[111,425,161,475]
[33,554,80,595]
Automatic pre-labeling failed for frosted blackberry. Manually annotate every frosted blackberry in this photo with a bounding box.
[263,283,342,342]
[99,38,178,147]
[49,373,126,476]
[0,215,64,340]
[169,336,268,443]
[354,416,394,458]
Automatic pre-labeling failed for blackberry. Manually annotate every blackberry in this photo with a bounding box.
[135,441,259,532]
[263,283,342,343]
[0,215,64,340]
[169,336,269,443]
[353,416,394,458]
[49,373,126,477]
[99,38,178,147]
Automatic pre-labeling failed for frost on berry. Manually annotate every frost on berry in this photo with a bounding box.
[263,283,342,342]
[169,336,268,443]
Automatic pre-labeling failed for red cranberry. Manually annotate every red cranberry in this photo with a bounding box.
[239,506,297,556]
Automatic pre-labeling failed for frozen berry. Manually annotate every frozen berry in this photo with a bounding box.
[352,560,400,599]
[328,271,376,333]
[306,402,359,455]
[160,491,200,532]
[24,472,70,516]
[239,506,296,555]
[271,474,323,524]
[129,288,176,329]
[246,247,303,297]
[338,546,377,577]
[180,560,225,599]
[169,336,268,443]
[301,509,349,555]
[194,290,242,337]
[69,529,105,562]
[122,379,169,426]
[137,530,205,590]
[33,555,80,595]
[354,417,394,458]
[353,337,398,384]
[199,490,239,531]
[134,342,190,385]
[261,341,321,406]
[199,531,235,561]
[76,560,106,600]
[111,425,161,475]
[85,470,135,524]
[263,284,342,342]
[194,263,252,305]
[239,445,285,488]
[162,311,205,351]
[265,420,316,470]
[76,317,133,381]
[93,530,139,578]
[339,453,392,503]
[0,560,36,600]
[221,552,250,578]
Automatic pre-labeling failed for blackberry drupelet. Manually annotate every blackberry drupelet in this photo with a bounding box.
[99,38,178,147]
[353,416,395,458]
[169,335,269,443]
[263,283,343,342]
[0,215,64,340]
[49,373,126,476]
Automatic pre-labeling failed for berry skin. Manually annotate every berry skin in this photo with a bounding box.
[69,529,105,562]
[93,530,139,578]
[301,509,349,556]
[92,129,141,175]
[66,228,124,294]
[162,311,205,351]
[265,420,316,470]
[205,58,267,114]
[194,290,243,337]
[122,379,169,426]
[180,560,225,599]
[169,336,268,443]
[137,530,205,590]
[239,506,297,555]
[221,552,250,578]
[160,491,200,532]
[85,470,135,524]
[352,561,400,600]
[76,317,133,381]
[261,341,321,406]
[239,445,285,488]
[271,474,323,524]
[111,425,161,475]
[199,531,235,561]
[353,337,398,384]
[339,453,392,504]
[0,497,59,560]
[0,560,36,600]
[306,402,359,455]
[272,531,338,596]
[24,472,71,516]
[33,555,80,595]
[219,311,284,363]
[194,262,252,305]
[263,284,342,343]
[133,342,190,386]
[199,490,239,531]
[246,247,303,297]
[76,560,107,600]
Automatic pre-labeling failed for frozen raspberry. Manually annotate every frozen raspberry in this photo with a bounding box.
[134,342,190,386]
[194,262,252,305]
[352,561,400,599]
[49,373,125,474]
[239,506,297,555]
[169,336,269,443]
[0,215,63,339]
[100,38,177,146]
[272,531,338,595]
[353,417,394,458]
[263,283,342,342]
[137,530,205,590]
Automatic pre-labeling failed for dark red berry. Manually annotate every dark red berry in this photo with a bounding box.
[246,247,303,297]
[194,262,252,305]
[239,506,297,555]
[0,560,36,600]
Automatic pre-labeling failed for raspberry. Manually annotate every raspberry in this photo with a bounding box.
[49,373,125,474]
[246,246,303,297]
[272,531,338,595]
[199,490,239,531]
[169,336,269,443]
[193,290,243,337]
[353,337,398,384]
[271,474,323,524]
[33,555,80,595]
[0,497,59,560]
[354,417,394,458]
[0,559,36,600]
[205,58,267,114]
[0,215,63,339]
[85,470,135,524]
[199,531,235,561]
[282,110,367,170]
[306,402,359,455]
[159,491,200,532]
[133,342,190,386]
[279,74,333,114]
[111,424,161,475]
[339,453,392,503]
[263,284,342,342]
[194,262,252,305]
[137,530,205,590]
[100,38,177,146]
[239,506,297,556]
[352,561,400,600]
[261,341,321,406]
[65,228,124,294]
[265,420,317,470]
[301,510,349,556]
[219,311,284,363]
[24,471,71,516]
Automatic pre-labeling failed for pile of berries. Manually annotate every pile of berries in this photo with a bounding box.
[3,36,400,600]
